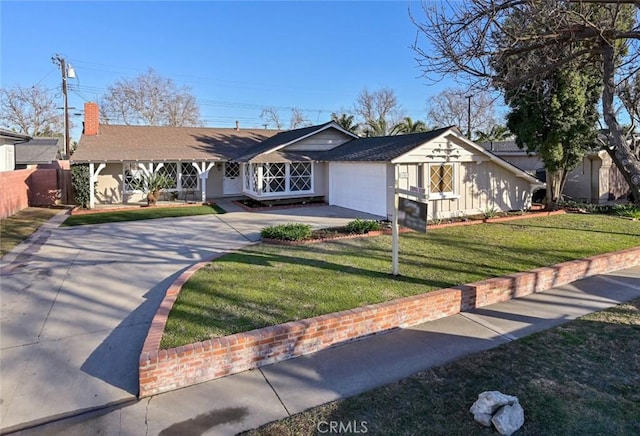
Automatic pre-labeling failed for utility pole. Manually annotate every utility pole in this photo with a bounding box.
[52,54,71,159]
[465,94,472,139]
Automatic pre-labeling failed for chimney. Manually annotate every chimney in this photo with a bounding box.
[235,120,240,131]
[84,102,99,135]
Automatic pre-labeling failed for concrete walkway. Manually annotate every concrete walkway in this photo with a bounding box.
[2,205,639,435]
[0,203,379,434]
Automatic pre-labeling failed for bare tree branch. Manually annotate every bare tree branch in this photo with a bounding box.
[0,84,64,136]
[99,68,201,126]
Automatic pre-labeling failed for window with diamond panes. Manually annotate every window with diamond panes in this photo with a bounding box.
[244,164,251,190]
[180,163,198,190]
[123,163,143,192]
[224,163,240,179]
[263,163,286,192]
[430,164,454,194]
[157,163,178,189]
[290,162,312,191]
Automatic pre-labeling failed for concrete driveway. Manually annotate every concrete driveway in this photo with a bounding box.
[0,203,379,433]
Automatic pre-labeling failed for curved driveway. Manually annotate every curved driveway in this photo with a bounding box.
[0,203,379,432]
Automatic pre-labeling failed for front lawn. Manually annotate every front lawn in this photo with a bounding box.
[161,214,640,349]
[245,298,640,435]
[1,207,62,257]
[62,204,225,226]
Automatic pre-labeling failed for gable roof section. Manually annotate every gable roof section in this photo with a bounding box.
[71,125,280,163]
[234,121,358,163]
[15,137,62,164]
[0,129,31,143]
[320,127,452,162]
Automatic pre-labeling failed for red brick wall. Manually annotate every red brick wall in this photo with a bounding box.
[0,168,60,218]
[139,246,640,397]
[0,169,34,219]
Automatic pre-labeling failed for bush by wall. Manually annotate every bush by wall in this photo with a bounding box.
[71,164,92,208]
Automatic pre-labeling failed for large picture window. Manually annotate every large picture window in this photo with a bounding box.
[123,163,143,192]
[157,163,178,189]
[290,162,312,191]
[430,164,454,195]
[181,164,199,190]
[263,163,286,193]
[243,162,313,196]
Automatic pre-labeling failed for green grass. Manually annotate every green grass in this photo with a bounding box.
[161,214,640,348]
[62,204,225,226]
[1,207,62,257]
[244,298,640,435]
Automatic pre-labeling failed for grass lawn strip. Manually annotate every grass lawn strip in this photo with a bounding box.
[0,207,61,257]
[62,204,225,226]
[161,214,640,348]
[244,298,640,436]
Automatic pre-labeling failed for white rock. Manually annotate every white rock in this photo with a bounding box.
[492,403,525,436]
[469,391,519,416]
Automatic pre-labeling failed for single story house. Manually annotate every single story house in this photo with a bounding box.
[0,128,31,171]
[73,102,543,219]
[14,137,63,169]
[480,140,630,203]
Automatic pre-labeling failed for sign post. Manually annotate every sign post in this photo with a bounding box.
[391,167,428,276]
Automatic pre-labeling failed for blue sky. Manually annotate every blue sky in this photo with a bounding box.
[1,1,453,140]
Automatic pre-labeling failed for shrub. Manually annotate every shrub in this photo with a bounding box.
[612,204,640,219]
[71,164,93,208]
[482,206,500,219]
[260,223,313,241]
[345,219,381,234]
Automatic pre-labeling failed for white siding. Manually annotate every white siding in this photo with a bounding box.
[393,134,480,164]
[329,162,388,217]
[286,129,354,151]
[428,161,533,219]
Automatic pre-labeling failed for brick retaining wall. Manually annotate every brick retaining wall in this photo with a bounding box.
[139,244,640,397]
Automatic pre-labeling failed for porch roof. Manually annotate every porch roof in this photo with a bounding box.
[72,124,281,163]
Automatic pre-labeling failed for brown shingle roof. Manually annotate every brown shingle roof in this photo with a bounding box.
[71,124,280,163]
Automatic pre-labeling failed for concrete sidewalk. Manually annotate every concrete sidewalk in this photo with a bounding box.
[7,264,640,436]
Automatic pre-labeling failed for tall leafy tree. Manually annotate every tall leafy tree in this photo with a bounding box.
[412,0,640,204]
[0,84,64,136]
[505,68,601,207]
[100,68,201,126]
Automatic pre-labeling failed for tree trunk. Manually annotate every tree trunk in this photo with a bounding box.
[545,169,566,209]
[602,44,640,204]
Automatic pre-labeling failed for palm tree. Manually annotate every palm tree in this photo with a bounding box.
[331,112,359,134]
[474,125,511,143]
[391,117,429,135]
[363,118,388,137]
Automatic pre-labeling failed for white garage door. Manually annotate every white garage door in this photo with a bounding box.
[329,162,388,217]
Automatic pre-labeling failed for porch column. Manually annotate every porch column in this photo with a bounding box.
[192,162,215,202]
[89,162,106,209]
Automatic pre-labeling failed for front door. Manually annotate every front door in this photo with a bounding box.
[223,162,242,196]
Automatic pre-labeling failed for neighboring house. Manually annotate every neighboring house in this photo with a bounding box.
[14,137,63,169]
[0,129,31,171]
[73,102,543,219]
[480,140,630,203]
